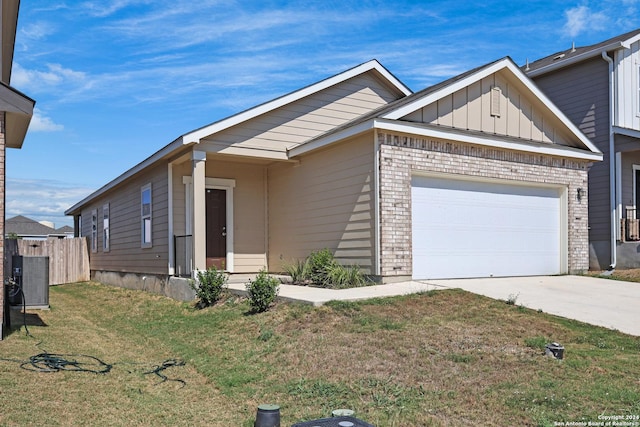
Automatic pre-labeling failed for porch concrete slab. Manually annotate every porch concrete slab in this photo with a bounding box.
[425,275,640,336]
[226,280,443,306]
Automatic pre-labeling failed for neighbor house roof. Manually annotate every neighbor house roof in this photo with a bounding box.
[65,60,412,215]
[525,28,640,77]
[5,215,66,237]
[290,57,602,162]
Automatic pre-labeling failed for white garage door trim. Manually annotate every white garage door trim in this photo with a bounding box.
[411,173,567,279]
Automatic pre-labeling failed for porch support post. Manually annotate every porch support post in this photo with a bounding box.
[192,150,207,273]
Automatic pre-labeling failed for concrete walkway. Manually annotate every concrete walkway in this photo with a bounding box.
[228,275,640,336]
[427,275,640,337]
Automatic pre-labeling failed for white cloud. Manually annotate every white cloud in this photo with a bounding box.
[11,63,89,94]
[80,0,154,17]
[5,178,94,228]
[29,109,64,132]
[563,5,608,38]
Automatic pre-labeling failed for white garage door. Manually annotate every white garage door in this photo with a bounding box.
[411,175,565,279]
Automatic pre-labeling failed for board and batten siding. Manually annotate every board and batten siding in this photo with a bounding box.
[532,57,611,267]
[202,73,401,155]
[404,69,574,146]
[614,39,640,130]
[80,162,169,275]
[268,133,375,272]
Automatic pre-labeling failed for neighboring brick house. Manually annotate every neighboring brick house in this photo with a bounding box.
[0,0,36,339]
[65,57,600,299]
[526,29,640,270]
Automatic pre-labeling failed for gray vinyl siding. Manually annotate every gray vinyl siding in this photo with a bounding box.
[532,57,610,244]
[80,162,169,275]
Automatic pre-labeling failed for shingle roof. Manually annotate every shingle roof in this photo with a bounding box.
[526,28,640,74]
[6,215,57,236]
[290,57,507,147]
[55,225,74,234]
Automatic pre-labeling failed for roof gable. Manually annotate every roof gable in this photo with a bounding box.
[66,60,412,215]
[290,57,601,160]
[381,57,599,154]
[180,59,412,145]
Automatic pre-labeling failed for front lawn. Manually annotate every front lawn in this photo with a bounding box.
[1,282,638,426]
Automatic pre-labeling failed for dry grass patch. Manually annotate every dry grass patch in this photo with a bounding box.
[1,283,639,426]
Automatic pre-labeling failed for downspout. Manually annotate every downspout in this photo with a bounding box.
[602,51,616,269]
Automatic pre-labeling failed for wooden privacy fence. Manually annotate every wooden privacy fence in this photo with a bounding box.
[4,237,90,285]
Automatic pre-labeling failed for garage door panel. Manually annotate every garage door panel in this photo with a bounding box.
[411,175,563,279]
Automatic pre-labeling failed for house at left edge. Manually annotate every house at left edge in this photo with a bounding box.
[0,0,36,339]
[64,57,601,300]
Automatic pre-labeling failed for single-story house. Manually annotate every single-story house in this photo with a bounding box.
[65,57,602,297]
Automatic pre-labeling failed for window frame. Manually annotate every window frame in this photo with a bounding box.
[91,209,98,253]
[141,184,152,248]
[103,203,110,252]
[637,65,640,116]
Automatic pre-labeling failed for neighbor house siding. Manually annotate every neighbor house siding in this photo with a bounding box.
[614,39,640,130]
[532,57,610,267]
[80,162,169,275]
[378,131,590,279]
[202,73,401,155]
[268,133,375,272]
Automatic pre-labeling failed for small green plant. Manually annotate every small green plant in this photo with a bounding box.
[284,248,371,289]
[307,248,336,287]
[190,266,228,308]
[327,263,370,289]
[282,258,311,285]
[524,336,548,350]
[246,269,280,313]
[505,293,519,305]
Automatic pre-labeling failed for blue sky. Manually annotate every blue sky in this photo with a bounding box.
[6,0,640,228]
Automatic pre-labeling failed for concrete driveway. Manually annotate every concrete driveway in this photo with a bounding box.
[426,275,640,336]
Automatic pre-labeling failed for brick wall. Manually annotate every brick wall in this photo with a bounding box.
[378,131,591,279]
[1,112,5,338]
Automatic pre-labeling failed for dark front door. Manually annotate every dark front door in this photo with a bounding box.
[206,189,227,269]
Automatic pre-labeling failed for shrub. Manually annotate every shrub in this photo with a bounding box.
[282,259,311,285]
[246,269,280,313]
[306,248,337,287]
[190,266,228,308]
[285,248,371,289]
[327,263,370,289]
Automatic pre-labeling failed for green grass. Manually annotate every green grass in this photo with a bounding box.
[1,282,639,426]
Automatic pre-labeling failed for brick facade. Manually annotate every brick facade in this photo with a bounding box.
[377,131,591,280]
[1,112,5,338]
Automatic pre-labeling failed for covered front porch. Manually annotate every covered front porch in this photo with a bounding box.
[615,132,640,267]
[169,149,289,278]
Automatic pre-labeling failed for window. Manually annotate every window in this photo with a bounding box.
[103,203,110,252]
[141,184,152,247]
[91,209,98,253]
